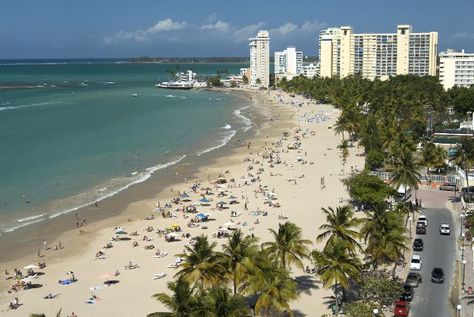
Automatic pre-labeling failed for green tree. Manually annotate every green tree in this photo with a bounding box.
[420,142,447,182]
[201,287,251,317]
[451,137,474,201]
[221,229,259,294]
[316,205,363,254]
[357,270,404,308]
[262,222,312,270]
[390,151,421,198]
[344,301,385,317]
[311,239,361,305]
[242,74,248,85]
[175,235,227,289]
[344,172,395,209]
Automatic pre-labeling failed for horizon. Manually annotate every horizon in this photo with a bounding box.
[1,0,473,59]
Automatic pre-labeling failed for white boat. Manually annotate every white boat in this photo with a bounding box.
[155,70,207,90]
[131,93,139,97]
[155,81,194,90]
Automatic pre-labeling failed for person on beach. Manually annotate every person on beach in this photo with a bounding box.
[43,239,47,250]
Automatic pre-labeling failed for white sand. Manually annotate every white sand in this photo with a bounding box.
[0,89,364,316]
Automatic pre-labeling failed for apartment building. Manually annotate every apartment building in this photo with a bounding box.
[274,47,303,80]
[319,25,438,80]
[439,49,474,90]
[249,30,270,87]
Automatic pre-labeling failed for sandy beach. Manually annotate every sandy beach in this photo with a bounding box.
[0,89,364,316]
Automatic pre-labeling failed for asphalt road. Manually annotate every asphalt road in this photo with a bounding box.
[409,208,456,317]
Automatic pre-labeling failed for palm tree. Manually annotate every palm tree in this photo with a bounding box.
[202,287,251,317]
[317,206,363,254]
[30,310,62,317]
[175,235,227,289]
[361,209,408,268]
[390,151,421,199]
[246,254,298,317]
[451,137,474,201]
[150,278,210,317]
[421,142,447,182]
[311,239,361,307]
[262,222,312,270]
[221,229,259,294]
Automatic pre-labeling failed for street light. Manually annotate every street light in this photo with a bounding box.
[457,304,462,317]
[463,259,467,294]
[373,308,379,316]
[461,213,466,239]
[461,233,466,260]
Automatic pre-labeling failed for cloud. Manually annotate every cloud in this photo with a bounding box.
[301,21,326,33]
[270,23,298,36]
[232,22,266,42]
[104,18,187,44]
[453,32,474,40]
[201,21,231,33]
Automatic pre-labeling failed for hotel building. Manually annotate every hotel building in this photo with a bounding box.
[319,25,438,80]
[274,47,304,80]
[249,30,270,87]
[439,49,474,90]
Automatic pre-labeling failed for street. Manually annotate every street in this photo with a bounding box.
[409,207,456,317]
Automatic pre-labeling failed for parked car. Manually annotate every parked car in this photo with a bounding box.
[440,183,458,191]
[418,215,428,227]
[410,255,422,271]
[394,300,410,317]
[413,238,424,251]
[405,272,423,287]
[400,284,414,301]
[431,268,445,283]
[416,222,426,234]
[439,224,450,235]
[462,186,474,193]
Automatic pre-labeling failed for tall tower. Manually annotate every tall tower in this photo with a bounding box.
[249,30,270,87]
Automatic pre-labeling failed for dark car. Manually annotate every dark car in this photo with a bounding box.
[413,238,424,251]
[394,300,410,317]
[439,183,458,191]
[400,284,414,301]
[405,272,422,287]
[431,268,444,283]
[416,223,426,234]
[462,186,474,193]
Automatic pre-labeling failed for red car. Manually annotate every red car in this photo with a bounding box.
[394,299,410,316]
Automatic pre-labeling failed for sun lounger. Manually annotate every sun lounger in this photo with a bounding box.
[43,293,59,299]
[58,279,74,285]
[153,272,167,279]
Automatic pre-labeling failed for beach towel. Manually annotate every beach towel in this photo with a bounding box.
[58,279,74,285]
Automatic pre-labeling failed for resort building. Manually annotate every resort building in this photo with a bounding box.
[439,49,474,90]
[319,25,438,80]
[249,30,270,87]
[302,63,319,78]
[274,47,304,80]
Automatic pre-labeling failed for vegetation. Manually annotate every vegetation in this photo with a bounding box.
[207,76,223,88]
[451,137,474,201]
[344,172,395,209]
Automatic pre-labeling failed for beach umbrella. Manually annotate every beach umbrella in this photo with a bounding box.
[218,201,228,205]
[24,264,39,270]
[199,197,209,203]
[180,193,190,198]
[196,213,207,219]
[228,195,238,199]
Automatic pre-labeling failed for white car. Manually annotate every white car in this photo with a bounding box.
[410,255,422,271]
[440,224,450,235]
[418,215,428,227]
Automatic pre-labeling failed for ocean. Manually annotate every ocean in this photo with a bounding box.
[0,60,252,235]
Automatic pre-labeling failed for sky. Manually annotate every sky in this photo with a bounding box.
[0,0,473,59]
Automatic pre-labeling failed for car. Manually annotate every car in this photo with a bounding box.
[431,268,445,283]
[462,186,474,193]
[440,183,458,191]
[416,223,426,234]
[439,224,450,235]
[394,299,410,317]
[410,255,422,271]
[418,215,428,227]
[400,284,414,301]
[413,238,424,251]
[405,272,423,287]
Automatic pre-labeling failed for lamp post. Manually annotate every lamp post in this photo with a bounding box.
[373,308,379,316]
[457,304,462,317]
[462,233,466,261]
[461,213,466,239]
[463,259,467,294]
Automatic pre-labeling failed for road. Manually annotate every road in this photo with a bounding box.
[409,207,456,317]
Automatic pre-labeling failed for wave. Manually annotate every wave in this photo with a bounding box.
[233,106,252,131]
[0,155,186,234]
[165,94,176,98]
[0,101,62,112]
[196,130,237,156]
[98,81,116,85]
[222,124,232,130]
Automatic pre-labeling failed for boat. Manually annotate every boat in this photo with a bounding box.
[131,93,139,97]
[155,81,194,90]
[155,70,207,90]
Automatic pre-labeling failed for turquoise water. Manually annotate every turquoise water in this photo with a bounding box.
[0,61,251,233]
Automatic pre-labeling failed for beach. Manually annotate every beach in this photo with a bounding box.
[1,89,364,316]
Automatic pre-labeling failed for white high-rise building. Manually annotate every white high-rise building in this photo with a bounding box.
[439,49,474,90]
[274,47,303,80]
[303,63,319,78]
[319,25,438,80]
[249,30,270,87]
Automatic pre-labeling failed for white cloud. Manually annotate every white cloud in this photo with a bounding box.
[201,21,231,33]
[104,18,187,44]
[232,22,266,42]
[271,23,298,36]
[301,20,326,33]
[453,32,474,40]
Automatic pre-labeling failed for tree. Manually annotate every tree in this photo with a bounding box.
[451,137,474,201]
[311,239,361,305]
[262,222,312,270]
[221,229,259,294]
[357,270,404,308]
[338,140,349,164]
[421,142,447,182]
[175,235,227,289]
[344,172,395,210]
[390,151,421,199]
[150,278,206,317]
[207,76,223,88]
[361,209,408,268]
[344,301,385,317]
[202,287,251,317]
[242,74,248,85]
[246,253,298,317]
[316,205,363,254]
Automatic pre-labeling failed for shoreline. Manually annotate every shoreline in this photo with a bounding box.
[1,89,365,316]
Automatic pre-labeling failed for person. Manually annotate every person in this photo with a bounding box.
[4,269,10,280]
[68,312,78,317]
[43,239,47,250]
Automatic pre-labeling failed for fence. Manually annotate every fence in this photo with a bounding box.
[370,171,456,185]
